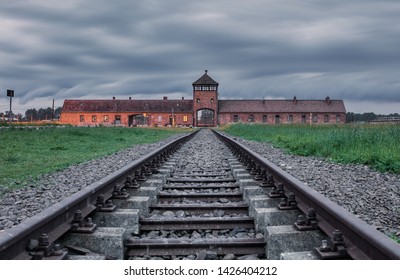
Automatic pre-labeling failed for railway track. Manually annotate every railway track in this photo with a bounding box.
[0,129,399,260]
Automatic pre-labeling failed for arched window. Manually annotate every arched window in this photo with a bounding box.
[196,109,214,126]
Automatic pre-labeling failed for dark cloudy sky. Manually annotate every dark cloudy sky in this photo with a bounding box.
[1,0,400,114]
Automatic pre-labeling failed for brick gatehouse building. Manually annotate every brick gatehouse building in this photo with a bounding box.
[60,71,346,127]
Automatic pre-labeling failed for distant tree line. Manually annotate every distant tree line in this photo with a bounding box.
[346,112,400,123]
[0,107,62,122]
[24,107,62,121]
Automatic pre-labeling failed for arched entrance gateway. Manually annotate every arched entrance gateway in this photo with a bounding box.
[193,70,219,127]
[196,108,215,127]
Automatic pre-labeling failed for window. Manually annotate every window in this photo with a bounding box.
[301,114,306,123]
[157,115,162,123]
[324,115,330,123]
[262,115,267,123]
[202,86,209,90]
[336,114,341,123]
[103,115,109,122]
[275,115,280,124]
[197,98,200,103]
[183,115,188,122]
[233,115,239,122]
[313,114,318,123]
[288,115,293,123]
[194,86,201,90]
[80,115,85,122]
[92,115,97,122]
[211,98,214,103]
[210,86,217,90]
[248,115,254,122]
[115,115,121,125]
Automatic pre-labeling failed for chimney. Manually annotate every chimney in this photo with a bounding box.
[325,96,331,105]
[112,97,116,100]
[163,96,168,100]
[182,97,184,100]
[129,97,132,100]
[293,96,297,104]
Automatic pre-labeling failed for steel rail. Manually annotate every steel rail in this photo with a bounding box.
[0,130,198,260]
[213,130,400,260]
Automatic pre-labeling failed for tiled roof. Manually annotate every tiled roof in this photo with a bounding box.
[192,71,219,86]
[62,99,193,113]
[62,98,346,114]
[218,99,346,113]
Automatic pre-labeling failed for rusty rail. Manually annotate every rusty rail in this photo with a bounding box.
[213,130,400,260]
[0,130,198,260]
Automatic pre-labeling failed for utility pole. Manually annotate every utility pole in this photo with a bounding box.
[172,107,175,126]
[6,89,14,125]
[52,98,55,121]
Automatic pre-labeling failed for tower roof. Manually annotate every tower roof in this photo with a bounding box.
[192,70,219,86]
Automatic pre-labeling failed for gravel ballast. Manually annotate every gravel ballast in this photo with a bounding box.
[1,129,399,240]
[223,132,400,238]
[0,133,186,231]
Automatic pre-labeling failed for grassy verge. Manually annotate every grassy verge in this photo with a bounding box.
[222,123,400,174]
[0,126,188,191]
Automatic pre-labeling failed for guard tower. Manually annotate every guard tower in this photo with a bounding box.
[192,70,219,127]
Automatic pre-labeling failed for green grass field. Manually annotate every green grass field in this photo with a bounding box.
[0,126,187,192]
[222,123,400,174]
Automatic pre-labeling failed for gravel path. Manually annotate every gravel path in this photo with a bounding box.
[1,129,399,240]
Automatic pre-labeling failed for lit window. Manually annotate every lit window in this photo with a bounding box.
[103,115,109,122]
[183,115,188,122]
[92,115,97,122]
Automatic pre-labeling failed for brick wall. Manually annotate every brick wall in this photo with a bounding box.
[60,112,193,127]
[193,90,218,126]
[218,112,346,125]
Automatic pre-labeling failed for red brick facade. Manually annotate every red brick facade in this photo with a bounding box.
[192,90,219,127]
[60,111,193,127]
[60,71,346,127]
[218,112,345,125]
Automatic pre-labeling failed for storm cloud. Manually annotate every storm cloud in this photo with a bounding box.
[1,0,399,114]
